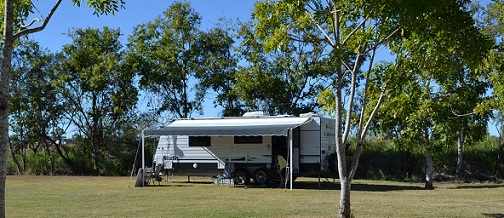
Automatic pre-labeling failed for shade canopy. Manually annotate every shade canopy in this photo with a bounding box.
[144,116,312,136]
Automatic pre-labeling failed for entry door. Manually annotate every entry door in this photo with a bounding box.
[272,135,299,173]
[271,136,287,164]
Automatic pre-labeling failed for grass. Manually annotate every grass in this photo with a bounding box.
[6,175,504,218]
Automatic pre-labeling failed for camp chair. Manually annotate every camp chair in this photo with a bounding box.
[149,164,163,185]
[143,167,153,186]
[216,163,235,185]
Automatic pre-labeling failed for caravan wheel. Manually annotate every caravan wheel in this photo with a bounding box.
[234,169,250,185]
[253,168,269,186]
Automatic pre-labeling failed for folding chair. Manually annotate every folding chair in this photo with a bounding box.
[217,163,235,185]
[149,164,163,185]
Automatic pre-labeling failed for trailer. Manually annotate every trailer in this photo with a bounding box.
[140,112,336,190]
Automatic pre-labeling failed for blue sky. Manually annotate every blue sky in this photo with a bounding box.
[29,1,256,51]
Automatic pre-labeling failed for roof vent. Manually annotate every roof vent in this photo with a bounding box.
[243,111,270,117]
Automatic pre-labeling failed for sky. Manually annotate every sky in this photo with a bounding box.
[29,1,256,50]
[28,0,257,118]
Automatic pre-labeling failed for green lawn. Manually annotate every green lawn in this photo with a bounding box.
[5,175,504,217]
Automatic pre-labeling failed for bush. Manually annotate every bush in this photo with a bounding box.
[352,139,424,182]
[351,135,502,182]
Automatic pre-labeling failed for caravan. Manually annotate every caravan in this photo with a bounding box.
[142,112,337,187]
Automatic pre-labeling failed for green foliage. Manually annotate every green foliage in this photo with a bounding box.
[10,39,64,143]
[57,27,138,175]
[71,0,125,16]
[236,14,329,115]
[194,19,245,116]
[476,1,504,116]
[0,0,33,37]
[60,26,138,124]
[351,138,424,182]
[126,1,205,118]
[6,153,21,175]
[353,135,502,181]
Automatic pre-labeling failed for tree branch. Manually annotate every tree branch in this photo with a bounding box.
[13,0,62,40]
[341,15,369,46]
[20,18,41,28]
[307,11,335,47]
[342,50,362,144]
[450,109,475,118]
[360,89,387,141]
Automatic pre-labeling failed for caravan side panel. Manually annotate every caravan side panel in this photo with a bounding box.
[298,118,321,174]
[163,135,273,176]
[319,117,336,172]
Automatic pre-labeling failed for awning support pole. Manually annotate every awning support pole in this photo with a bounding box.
[289,128,293,191]
[141,131,145,187]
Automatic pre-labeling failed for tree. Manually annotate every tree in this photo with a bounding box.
[1,0,125,215]
[10,39,69,176]
[252,0,490,217]
[374,0,491,187]
[234,21,327,115]
[126,1,207,118]
[439,72,489,179]
[252,1,404,216]
[194,19,245,116]
[57,27,137,175]
[479,0,504,176]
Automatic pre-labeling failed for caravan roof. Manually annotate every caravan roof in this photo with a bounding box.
[143,116,313,137]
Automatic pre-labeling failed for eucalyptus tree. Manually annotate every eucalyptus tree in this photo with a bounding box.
[0,0,125,215]
[126,1,207,118]
[252,0,490,217]
[10,40,69,176]
[57,27,137,176]
[195,20,245,116]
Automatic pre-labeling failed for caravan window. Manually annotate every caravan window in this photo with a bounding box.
[234,136,262,144]
[189,136,211,146]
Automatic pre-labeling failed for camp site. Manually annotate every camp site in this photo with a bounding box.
[4,0,504,217]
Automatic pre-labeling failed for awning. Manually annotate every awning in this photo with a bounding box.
[143,116,312,136]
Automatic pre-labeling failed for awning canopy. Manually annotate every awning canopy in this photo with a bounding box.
[143,116,312,136]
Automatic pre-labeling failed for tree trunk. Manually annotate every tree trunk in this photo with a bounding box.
[44,142,55,176]
[497,143,504,177]
[338,177,351,218]
[424,146,434,190]
[21,146,26,173]
[8,141,22,175]
[92,141,99,176]
[0,0,15,216]
[456,130,465,178]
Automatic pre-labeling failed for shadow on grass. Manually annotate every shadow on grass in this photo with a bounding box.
[483,213,504,218]
[229,181,424,192]
[145,178,425,192]
[451,184,504,189]
[293,181,423,192]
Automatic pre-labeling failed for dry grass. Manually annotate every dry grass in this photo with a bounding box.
[6,175,504,218]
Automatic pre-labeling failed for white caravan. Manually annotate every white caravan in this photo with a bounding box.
[142,112,336,186]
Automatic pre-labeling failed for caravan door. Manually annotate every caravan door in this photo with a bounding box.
[272,135,300,174]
